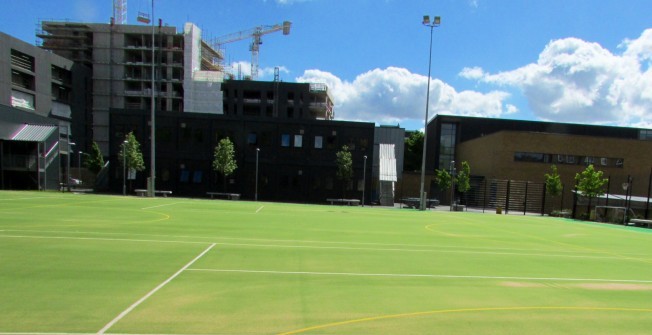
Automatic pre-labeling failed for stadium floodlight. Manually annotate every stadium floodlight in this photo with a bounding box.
[419,15,441,210]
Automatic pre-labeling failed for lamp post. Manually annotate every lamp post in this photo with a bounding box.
[362,155,367,206]
[78,150,83,181]
[450,160,456,212]
[122,140,128,196]
[255,148,260,201]
[419,15,441,211]
[68,141,75,190]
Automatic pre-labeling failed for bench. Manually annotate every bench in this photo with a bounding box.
[401,198,440,209]
[207,192,241,200]
[134,189,173,197]
[629,218,652,228]
[326,198,360,206]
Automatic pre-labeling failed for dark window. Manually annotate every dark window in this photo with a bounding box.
[192,171,203,183]
[281,134,291,147]
[247,132,257,145]
[180,170,190,183]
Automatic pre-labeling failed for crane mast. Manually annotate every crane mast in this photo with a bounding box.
[212,21,291,80]
[113,0,127,24]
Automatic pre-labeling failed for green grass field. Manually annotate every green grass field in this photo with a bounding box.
[1,190,652,334]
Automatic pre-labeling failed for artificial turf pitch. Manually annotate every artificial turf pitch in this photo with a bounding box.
[1,190,652,334]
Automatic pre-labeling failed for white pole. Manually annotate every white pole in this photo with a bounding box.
[362,155,367,206]
[255,148,260,201]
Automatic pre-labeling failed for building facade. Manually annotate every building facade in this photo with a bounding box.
[0,32,89,190]
[424,115,652,213]
[109,106,373,203]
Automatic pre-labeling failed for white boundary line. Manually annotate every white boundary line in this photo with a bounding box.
[96,243,216,335]
[187,268,652,284]
[0,233,642,261]
[255,206,264,213]
[0,234,207,245]
[141,202,183,210]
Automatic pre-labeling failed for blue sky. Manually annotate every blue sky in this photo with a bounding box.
[1,0,651,130]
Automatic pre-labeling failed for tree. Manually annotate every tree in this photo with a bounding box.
[118,132,145,191]
[212,137,238,192]
[544,165,563,211]
[404,131,423,171]
[84,141,105,174]
[575,164,608,217]
[335,145,353,198]
[456,161,471,204]
[434,168,452,202]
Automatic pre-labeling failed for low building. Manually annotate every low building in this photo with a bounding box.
[423,115,652,215]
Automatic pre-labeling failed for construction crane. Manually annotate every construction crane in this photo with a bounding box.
[212,21,291,80]
[113,0,127,24]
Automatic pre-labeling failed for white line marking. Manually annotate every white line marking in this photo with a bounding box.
[187,268,652,284]
[0,197,52,201]
[0,233,640,262]
[141,202,183,210]
[97,243,216,334]
[0,234,207,245]
[255,206,264,213]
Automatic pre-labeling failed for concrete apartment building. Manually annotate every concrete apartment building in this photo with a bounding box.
[38,20,224,154]
[0,32,89,190]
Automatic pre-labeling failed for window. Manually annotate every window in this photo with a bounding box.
[640,129,652,141]
[314,136,323,149]
[281,134,291,147]
[294,135,303,148]
[192,171,203,183]
[247,132,257,145]
[438,123,457,170]
[11,90,35,110]
[180,170,190,183]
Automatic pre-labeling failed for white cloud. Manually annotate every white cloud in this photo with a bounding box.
[460,29,652,128]
[296,67,514,124]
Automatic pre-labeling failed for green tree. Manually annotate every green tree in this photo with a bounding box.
[119,132,145,191]
[456,161,471,204]
[575,164,608,217]
[404,131,423,171]
[335,145,353,198]
[544,165,563,211]
[84,141,105,174]
[434,168,452,203]
[212,137,238,192]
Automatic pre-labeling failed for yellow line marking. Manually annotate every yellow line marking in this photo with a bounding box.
[277,306,652,335]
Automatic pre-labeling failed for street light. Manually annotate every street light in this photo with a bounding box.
[122,140,128,196]
[450,160,456,212]
[68,141,76,190]
[419,15,441,211]
[255,148,260,201]
[78,150,83,181]
[362,155,367,207]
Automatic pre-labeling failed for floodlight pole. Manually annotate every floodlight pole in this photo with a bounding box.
[255,148,260,201]
[362,155,367,206]
[148,0,156,197]
[419,15,441,211]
